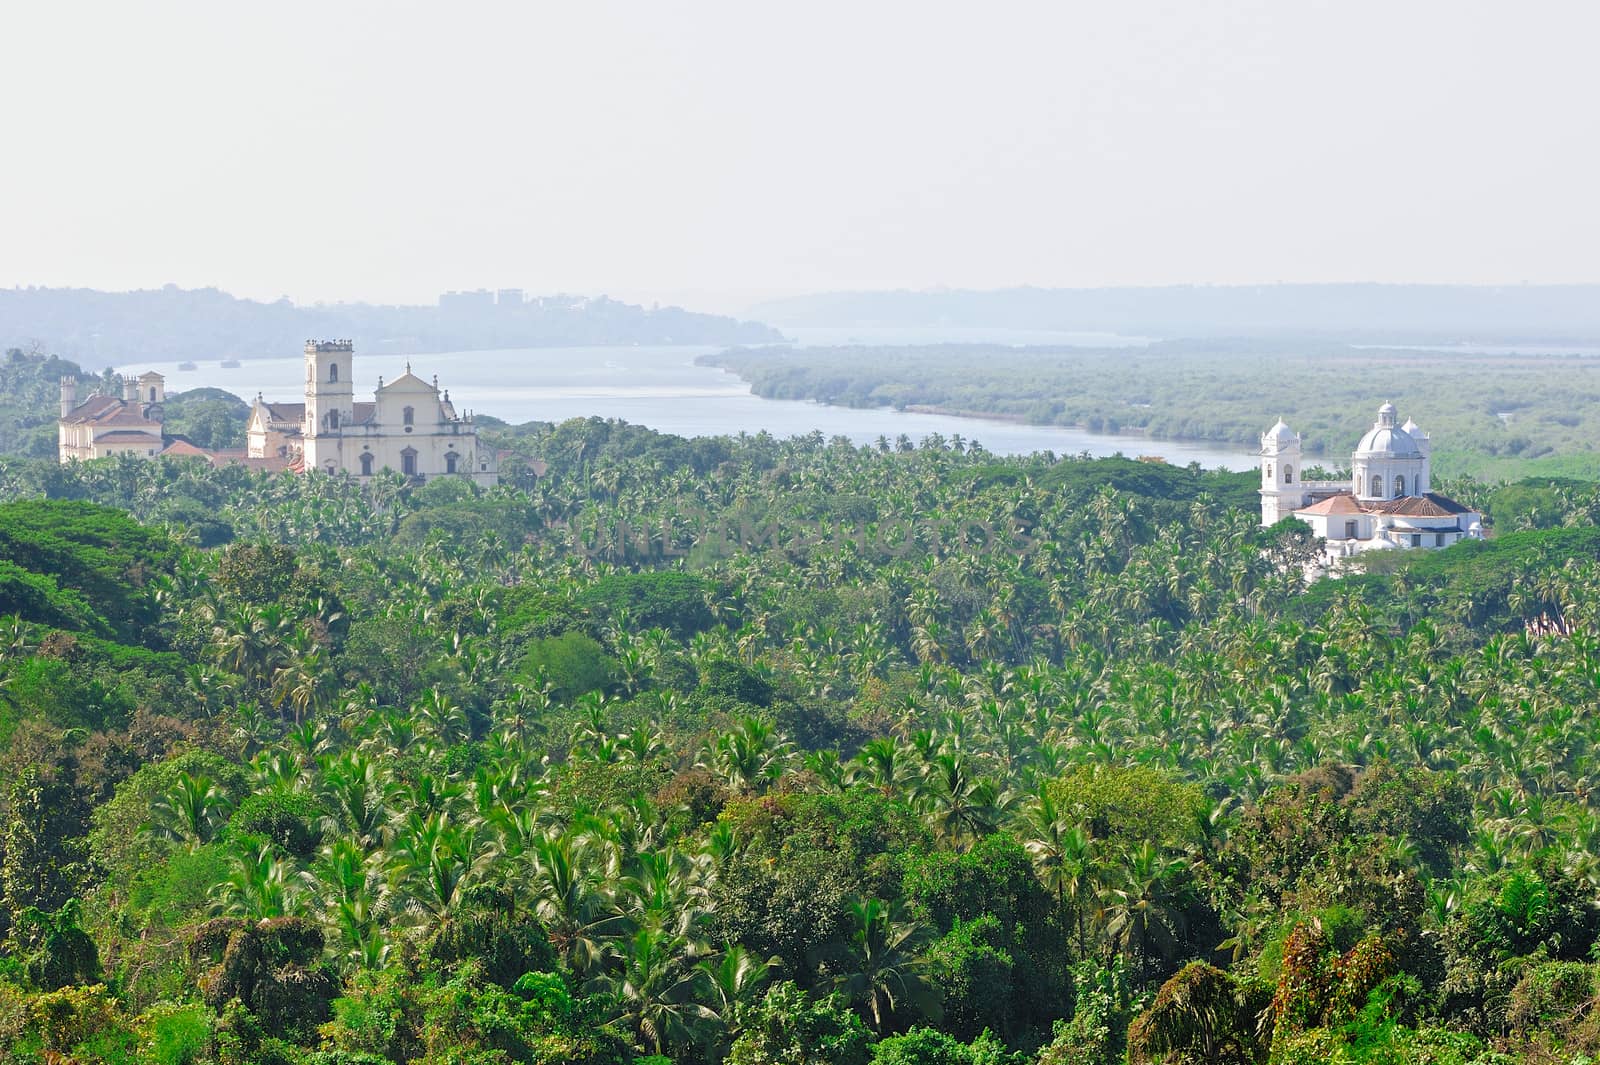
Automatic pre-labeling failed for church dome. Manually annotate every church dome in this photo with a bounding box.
[1355,402,1422,457]
[1355,425,1423,456]
[1263,418,1296,445]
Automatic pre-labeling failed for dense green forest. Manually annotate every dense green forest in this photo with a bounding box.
[704,342,1600,480]
[2,424,1600,1063]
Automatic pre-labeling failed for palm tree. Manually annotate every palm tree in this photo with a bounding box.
[213,843,296,918]
[830,897,938,1033]
[698,717,793,795]
[1101,842,1193,984]
[698,944,777,1041]
[915,750,1004,848]
[604,927,717,1056]
[148,772,234,848]
[528,830,618,977]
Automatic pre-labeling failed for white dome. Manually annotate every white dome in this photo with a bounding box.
[1355,403,1422,457]
[1355,425,1423,456]
[1263,419,1296,445]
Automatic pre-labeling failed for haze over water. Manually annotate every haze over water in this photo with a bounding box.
[124,342,1257,470]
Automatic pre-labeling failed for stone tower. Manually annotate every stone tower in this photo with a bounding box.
[1259,418,1303,525]
[303,340,355,473]
[137,371,166,405]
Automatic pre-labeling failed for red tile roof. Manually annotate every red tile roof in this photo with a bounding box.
[1296,491,1472,518]
[260,402,305,423]
[93,430,163,444]
[1367,493,1473,517]
[1296,493,1366,516]
[59,395,124,424]
[160,440,212,458]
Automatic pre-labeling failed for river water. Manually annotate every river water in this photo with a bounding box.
[125,340,1257,470]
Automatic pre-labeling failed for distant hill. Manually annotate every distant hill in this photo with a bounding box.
[0,286,782,368]
[750,284,1600,343]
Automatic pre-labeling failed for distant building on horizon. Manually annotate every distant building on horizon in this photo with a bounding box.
[60,341,497,487]
[438,289,495,312]
[1260,403,1482,564]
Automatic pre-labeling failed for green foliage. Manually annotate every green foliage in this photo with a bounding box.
[708,340,1600,478]
[12,899,101,991]
[902,834,1067,1037]
[1047,764,1203,850]
[727,980,872,1065]
[136,1000,215,1065]
[161,387,251,450]
[871,1026,1021,1065]
[323,965,631,1065]
[1128,961,1270,1065]
[0,499,178,642]
[1035,960,1134,1065]
[518,631,619,701]
[1,432,1600,1063]
[1505,960,1594,1037]
[215,541,301,604]
[423,888,558,988]
[2,765,91,919]
[188,917,339,1041]
[713,791,926,983]
[924,916,1014,1042]
[91,750,250,888]
[0,347,98,458]
[578,570,718,638]
[229,791,325,860]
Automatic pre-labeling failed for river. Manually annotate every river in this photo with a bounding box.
[123,341,1257,470]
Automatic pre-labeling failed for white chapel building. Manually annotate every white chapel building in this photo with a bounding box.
[247,340,497,486]
[1260,403,1481,561]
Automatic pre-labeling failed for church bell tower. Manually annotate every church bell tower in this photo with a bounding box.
[1259,418,1303,525]
[303,340,355,473]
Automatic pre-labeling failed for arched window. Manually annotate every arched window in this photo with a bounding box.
[401,447,418,476]
[1371,475,1383,497]
[329,363,339,383]
[403,406,415,427]
[1394,475,1405,496]
[359,452,374,476]
[149,386,157,402]
[327,409,339,430]
[1265,463,1273,479]
[445,451,459,473]
[1283,465,1294,484]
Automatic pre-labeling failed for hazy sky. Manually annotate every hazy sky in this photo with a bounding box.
[4,1,1597,311]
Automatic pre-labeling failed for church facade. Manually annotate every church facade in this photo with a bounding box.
[61,340,496,486]
[1260,403,1482,562]
[247,340,496,486]
[57,372,172,461]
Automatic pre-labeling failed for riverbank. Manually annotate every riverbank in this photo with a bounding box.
[121,345,1258,468]
[703,341,1600,481]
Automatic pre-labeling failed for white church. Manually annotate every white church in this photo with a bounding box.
[1261,403,1482,562]
[247,340,497,486]
[62,340,496,486]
